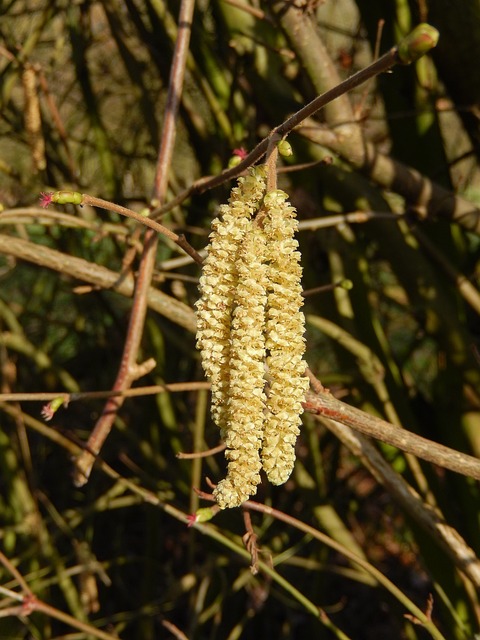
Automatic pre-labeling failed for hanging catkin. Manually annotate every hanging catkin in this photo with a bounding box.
[196,168,308,508]
[213,224,268,509]
[261,190,309,485]
[196,166,267,436]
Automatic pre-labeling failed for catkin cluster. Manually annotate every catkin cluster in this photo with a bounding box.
[196,167,308,509]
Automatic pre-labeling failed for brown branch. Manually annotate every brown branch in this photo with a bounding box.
[74,0,195,486]
[0,381,210,404]
[80,194,203,266]
[242,511,260,575]
[304,389,480,481]
[152,27,434,217]
[177,443,225,460]
[72,0,197,486]
[0,233,196,332]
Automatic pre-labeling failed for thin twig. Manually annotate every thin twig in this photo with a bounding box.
[242,511,259,575]
[151,32,430,216]
[177,443,225,460]
[0,550,33,596]
[0,381,210,404]
[161,620,189,640]
[81,194,203,265]
[304,389,480,481]
[73,0,197,486]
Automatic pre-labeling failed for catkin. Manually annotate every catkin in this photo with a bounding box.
[196,171,308,508]
[196,166,267,434]
[213,224,267,508]
[262,190,309,485]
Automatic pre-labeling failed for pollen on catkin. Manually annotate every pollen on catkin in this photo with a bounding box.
[195,166,267,434]
[261,190,309,485]
[196,172,308,508]
[213,224,268,509]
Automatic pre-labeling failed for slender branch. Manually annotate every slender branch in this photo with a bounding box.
[177,443,225,460]
[0,381,210,404]
[80,194,203,265]
[151,24,439,215]
[161,620,189,640]
[265,133,281,192]
[0,233,196,332]
[304,389,480,481]
[73,0,197,486]
[0,551,32,596]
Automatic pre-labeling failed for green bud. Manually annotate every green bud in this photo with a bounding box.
[195,507,217,523]
[397,24,439,65]
[228,155,242,169]
[277,139,293,157]
[340,279,353,290]
[52,191,84,205]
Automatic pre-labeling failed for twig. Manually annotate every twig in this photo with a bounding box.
[73,0,197,486]
[177,443,225,460]
[161,620,189,640]
[0,233,196,332]
[0,381,210,404]
[304,389,480,481]
[0,552,118,639]
[0,550,33,596]
[152,24,439,216]
[242,498,446,640]
[265,134,281,192]
[81,193,203,266]
[242,511,259,575]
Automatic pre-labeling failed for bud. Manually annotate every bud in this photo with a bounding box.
[397,24,439,65]
[277,139,293,158]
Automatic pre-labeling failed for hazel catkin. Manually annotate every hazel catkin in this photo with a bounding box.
[196,173,308,508]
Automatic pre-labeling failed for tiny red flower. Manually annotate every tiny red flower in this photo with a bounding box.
[39,192,53,208]
[186,513,198,527]
[232,147,247,159]
[41,403,55,421]
[41,396,65,421]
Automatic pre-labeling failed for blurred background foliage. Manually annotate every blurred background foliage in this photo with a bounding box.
[1,0,480,638]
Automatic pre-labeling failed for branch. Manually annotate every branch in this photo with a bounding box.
[304,389,480,482]
[152,23,439,216]
[0,233,196,332]
[73,0,197,486]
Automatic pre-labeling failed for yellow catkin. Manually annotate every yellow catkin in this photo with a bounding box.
[213,224,268,508]
[196,166,267,434]
[197,174,309,507]
[22,66,46,172]
[261,190,309,485]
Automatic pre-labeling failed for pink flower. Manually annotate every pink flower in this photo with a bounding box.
[232,147,247,160]
[39,192,53,208]
[40,397,65,421]
[41,403,55,421]
[186,513,198,527]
